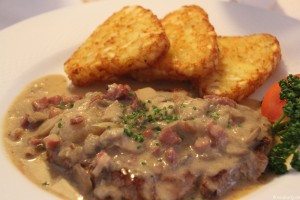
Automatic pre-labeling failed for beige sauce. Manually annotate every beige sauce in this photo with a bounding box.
[2,74,273,200]
[3,75,83,199]
[239,98,262,112]
[222,172,274,200]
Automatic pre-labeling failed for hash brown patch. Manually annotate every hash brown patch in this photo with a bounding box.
[199,34,281,102]
[64,6,170,86]
[132,5,219,81]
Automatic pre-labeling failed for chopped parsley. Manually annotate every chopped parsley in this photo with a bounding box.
[57,121,62,128]
[168,105,174,109]
[122,100,178,143]
[42,181,49,186]
[226,123,232,129]
[207,110,220,120]
[128,91,135,97]
[180,103,186,108]
[58,101,74,109]
[154,126,161,131]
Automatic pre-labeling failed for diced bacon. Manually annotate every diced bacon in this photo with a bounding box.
[194,137,211,152]
[204,95,237,108]
[218,98,236,107]
[149,141,161,156]
[63,95,83,103]
[92,151,111,177]
[70,115,84,125]
[32,95,82,112]
[29,138,45,151]
[206,120,216,129]
[89,95,103,104]
[49,106,63,118]
[142,129,154,139]
[20,113,30,128]
[130,99,141,110]
[29,138,43,146]
[106,83,135,100]
[47,95,63,105]
[151,146,161,156]
[164,147,177,164]
[8,128,24,141]
[21,112,48,129]
[32,97,49,111]
[43,134,61,150]
[159,127,182,146]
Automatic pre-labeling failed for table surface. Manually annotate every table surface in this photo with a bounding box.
[1,0,300,30]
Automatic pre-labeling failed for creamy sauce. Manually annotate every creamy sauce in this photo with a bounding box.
[222,172,274,200]
[239,99,262,112]
[3,75,83,199]
[2,75,274,200]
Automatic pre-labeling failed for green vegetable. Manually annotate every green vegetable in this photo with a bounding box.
[268,74,300,174]
[154,126,161,131]
[57,121,62,128]
[207,110,220,120]
[122,100,178,143]
[42,181,49,186]
[58,101,74,109]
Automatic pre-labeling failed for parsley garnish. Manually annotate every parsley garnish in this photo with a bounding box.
[122,100,178,143]
[57,121,62,128]
[42,181,49,186]
[58,101,74,109]
[207,110,220,120]
[268,74,300,174]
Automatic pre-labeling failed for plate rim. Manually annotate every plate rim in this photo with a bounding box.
[1,0,300,199]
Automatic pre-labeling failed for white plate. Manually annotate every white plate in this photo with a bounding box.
[0,0,300,199]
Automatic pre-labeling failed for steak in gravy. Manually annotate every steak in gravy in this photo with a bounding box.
[6,81,272,200]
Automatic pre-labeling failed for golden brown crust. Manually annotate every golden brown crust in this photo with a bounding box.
[64,6,170,86]
[64,5,282,103]
[199,34,281,102]
[132,5,219,81]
